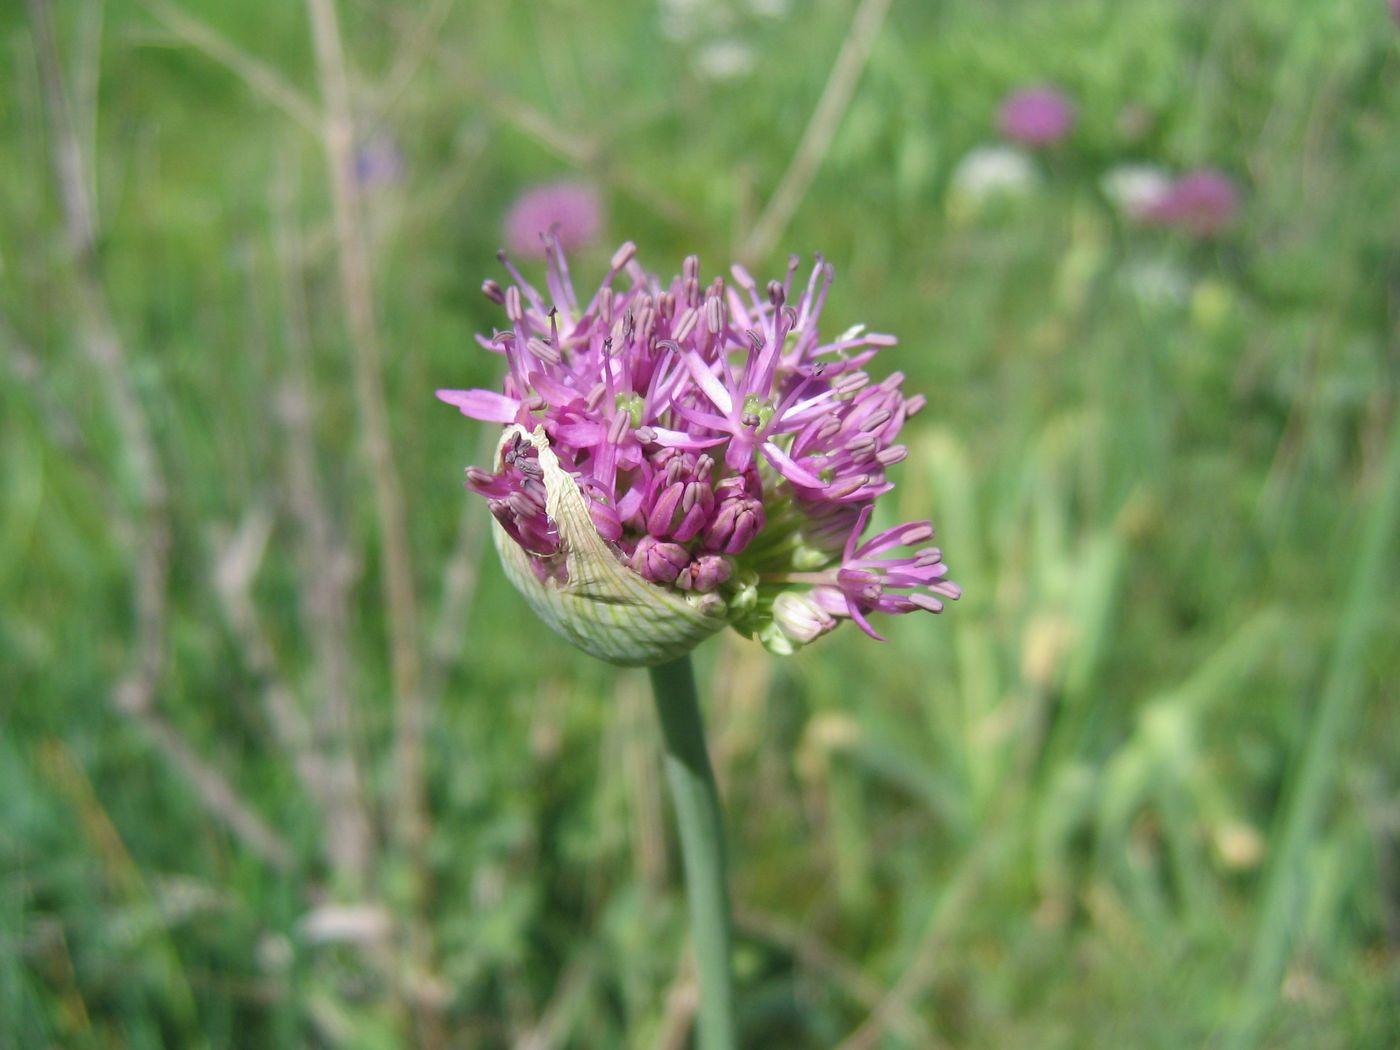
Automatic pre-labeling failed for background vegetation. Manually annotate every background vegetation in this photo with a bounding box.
[3,0,1398,1046]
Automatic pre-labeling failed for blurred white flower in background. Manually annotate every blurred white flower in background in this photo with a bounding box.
[1123,257,1191,307]
[1100,163,1172,220]
[949,145,1038,211]
[659,0,706,41]
[694,40,757,80]
[659,0,787,80]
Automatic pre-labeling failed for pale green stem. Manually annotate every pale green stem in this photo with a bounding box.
[648,656,737,1050]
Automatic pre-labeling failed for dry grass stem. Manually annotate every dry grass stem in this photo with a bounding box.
[740,0,892,264]
[305,0,427,862]
[734,905,937,1047]
[423,428,496,704]
[272,167,377,890]
[211,507,377,881]
[304,1,440,1042]
[834,831,1008,1050]
[511,952,596,1050]
[139,0,320,132]
[0,306,88,455]
[29,0,292,871]
[647,952,698,1050]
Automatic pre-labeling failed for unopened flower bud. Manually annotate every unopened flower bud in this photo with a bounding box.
[631,536,691,585]
[760,591,837,654]
[676,554,732,594]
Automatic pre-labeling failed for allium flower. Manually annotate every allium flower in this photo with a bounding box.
[502,181,603,259]
[1142,169,1240,236]
[997,86,1076,147]
[437,240,958,664]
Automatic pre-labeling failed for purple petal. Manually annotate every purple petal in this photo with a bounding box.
[849,601,886,641]
[616,485,645,521]
[647,426,728,450]
[762,441,825,489]
[845,505,874,561]
[527,372,586,407]
[683,352,735,416]
[552,420,606,446]
[436,388,521,423]
[669,400,732,433]
[858,520,934,557]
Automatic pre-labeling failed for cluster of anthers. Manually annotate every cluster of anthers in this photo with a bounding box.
[438,237,957,663]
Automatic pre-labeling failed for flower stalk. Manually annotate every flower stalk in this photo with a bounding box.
[648,656,737,1050]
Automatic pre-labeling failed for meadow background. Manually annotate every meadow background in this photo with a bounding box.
[3,0,1399,1047]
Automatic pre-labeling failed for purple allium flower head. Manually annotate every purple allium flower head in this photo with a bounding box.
[1143,169,1240,236]
[1393,0,1400,25]
[438,239,958,662]
[998,86,1076,147]
[503,181,603,259]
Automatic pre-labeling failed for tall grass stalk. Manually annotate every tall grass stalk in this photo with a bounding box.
[1225,413,1400,1050]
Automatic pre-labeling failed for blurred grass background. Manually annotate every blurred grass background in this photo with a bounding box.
[3,0,1399,1047]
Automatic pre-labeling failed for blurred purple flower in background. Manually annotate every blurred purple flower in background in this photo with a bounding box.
[354,134,405,187]
[998,86,1076,146]
[1144,169,1240,236]
[1392,0,1400,25]
[503,181,604,259]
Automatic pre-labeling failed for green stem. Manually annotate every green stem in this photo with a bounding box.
[1223,411,1400,1050]
[648,655,737,1050]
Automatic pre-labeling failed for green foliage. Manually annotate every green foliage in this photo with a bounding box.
[2,0,1398,1046]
